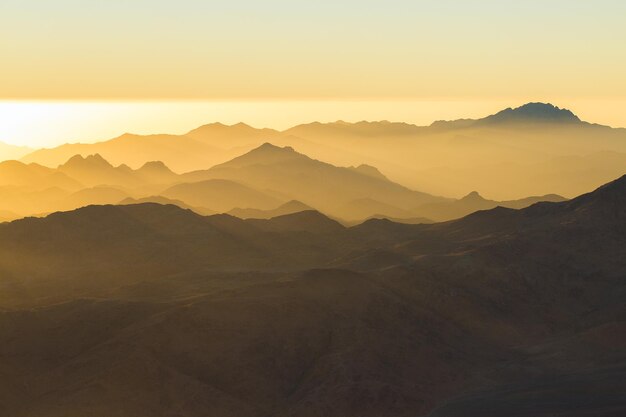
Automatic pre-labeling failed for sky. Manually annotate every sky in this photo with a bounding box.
[1,0,625,146]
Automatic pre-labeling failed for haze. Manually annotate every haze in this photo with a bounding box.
[1,2,625,417]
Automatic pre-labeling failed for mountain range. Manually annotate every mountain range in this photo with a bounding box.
[13,103,626,200]
[0,142,568,224]
[0,174,623,417]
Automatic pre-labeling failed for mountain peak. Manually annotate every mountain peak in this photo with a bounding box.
[461,191,486,202]
[253,210,345,234]
[61,153,113,169]
[139,160,172,172]
[207,142,306,170]
[348,164,388,181]
[256,142,294,152]
[481,103,581,125]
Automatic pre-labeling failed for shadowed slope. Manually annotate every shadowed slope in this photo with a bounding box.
[184,143,447,216]
[229,200,314,219]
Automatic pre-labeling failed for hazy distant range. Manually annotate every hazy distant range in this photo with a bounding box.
[2,102,623,201]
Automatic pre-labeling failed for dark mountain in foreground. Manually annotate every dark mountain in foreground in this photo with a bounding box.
[0,175,624,416]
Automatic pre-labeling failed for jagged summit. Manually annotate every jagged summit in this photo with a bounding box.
[60,153,112,168]
[481,102,582,124]
[431,103,584,129]
[348,164,388,181]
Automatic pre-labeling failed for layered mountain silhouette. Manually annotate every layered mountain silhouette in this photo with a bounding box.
[0,175,623,416]
[228,200,314,219]
[162,179,282,213]
[0,143,573,222]
[182,143,447,216]
[413,190,566,222]
[17,103,626,199]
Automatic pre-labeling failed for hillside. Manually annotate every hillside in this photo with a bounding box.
[184,143,447,215]
[0,176,623,416]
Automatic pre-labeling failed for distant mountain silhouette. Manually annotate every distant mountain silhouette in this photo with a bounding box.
[0,159,82,190]
[348,164,389,181]
[479,102,582,125]
[336,197,417,221]
[162,178,282,212]
[0,141,33,162]
[432,103,583,128]
[58,153,142,188]
[228,199,314,219]
[184,143,446,218]
[22,132,226,172]
[17,103,626,199]
[135,160,178,183]
[246,210,345,234]
[283,119,426,138]
[414,190,567,221]
[119,195,217,216]
[0,146,576,222]
[186,122,279,148]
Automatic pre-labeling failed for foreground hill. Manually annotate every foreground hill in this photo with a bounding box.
[0,175,623,416]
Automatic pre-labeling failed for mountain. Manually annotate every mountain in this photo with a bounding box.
[348,164,389,180]
[119,196,216,216]
[432,103,584,129]
[162,178,282,213]
[135,160,178,183]
[17,104,626,199]
[0,160,82,190]
[184,143,447,217]
[56,186,131,212]
[479,102,583,125]
[274,104,626,199]
[246,210,345,234]
[186,122,279,148]
[58,154,142,188]
[0,141,33,162]
[414,190,567,221]
[335,197,418,221]
[284,120,426,138]
[228,199,314,219]
[21,124,278,172]
[0,176,623,416]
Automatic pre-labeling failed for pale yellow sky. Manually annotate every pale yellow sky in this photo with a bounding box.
[1,1,626,146]
[2,1,625,101]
